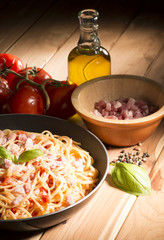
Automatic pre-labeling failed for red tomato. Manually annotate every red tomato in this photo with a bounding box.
[2,176,16,186]
[10,67,52,91]
[40,187,50,203]
[0,78,12,113]
[41,192,50,203]
[11,208,19,214]
[45,80,77,119]
[0,53,24,86]
[3,85,44,115]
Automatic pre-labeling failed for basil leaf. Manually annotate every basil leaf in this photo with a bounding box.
[0,146,13,161]
[17,149,44,163]
[111,162,151,196]
[12,155,18,164]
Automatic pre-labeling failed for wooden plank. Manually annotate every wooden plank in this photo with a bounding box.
[110,0,164,77]
[0,0,56,53]
[146,44,164,85]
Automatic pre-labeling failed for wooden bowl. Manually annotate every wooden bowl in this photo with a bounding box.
[71,74,164,146]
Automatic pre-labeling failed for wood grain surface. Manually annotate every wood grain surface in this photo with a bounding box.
[0,0,164,239]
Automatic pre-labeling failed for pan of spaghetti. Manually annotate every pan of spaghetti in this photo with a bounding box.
[0,114,109,231]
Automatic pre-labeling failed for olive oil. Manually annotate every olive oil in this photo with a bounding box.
[68,9,111,85]
[68,47,111,85]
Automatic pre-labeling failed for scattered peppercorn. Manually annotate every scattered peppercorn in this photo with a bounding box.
[133,147,140,151]
[110,145,150,166]
[137,142,142,146]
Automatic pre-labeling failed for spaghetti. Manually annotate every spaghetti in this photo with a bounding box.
[0,129,98,220]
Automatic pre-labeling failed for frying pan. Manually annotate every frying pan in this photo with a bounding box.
[0,114,109,231]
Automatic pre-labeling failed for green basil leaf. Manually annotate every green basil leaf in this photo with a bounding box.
[111,162,151,196]
[18,149,44,163]
[12,155,19,164]
[0,146,13,161]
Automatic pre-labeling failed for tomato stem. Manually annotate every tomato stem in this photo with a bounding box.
[0,65,72,112]
[15,77,51,111]
[0,68,50,110]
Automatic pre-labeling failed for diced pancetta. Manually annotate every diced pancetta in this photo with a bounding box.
[106,102,111,111]
[126,97,136,109]
[93,109,102,117]
[24,181,31,193]
[12,185,25,195]
[8,133,16,141]
[113,100,122,109]
[0,136,7,145]
[66,195,75,206]
[67,178,77,186]
[28,134,36,140]
[0,130,4,138]
[30,173,35,180]
[73,158,84,171]
[18,134,27,142]
[25,138,33,150]
[3,159,13,169]
[7,143,20,155]
[93,97,158,120]
[11,195,24,206]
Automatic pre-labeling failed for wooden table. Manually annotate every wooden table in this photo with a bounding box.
[1,0,164,239]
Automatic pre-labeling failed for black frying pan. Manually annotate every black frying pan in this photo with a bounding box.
[0,114,109,232]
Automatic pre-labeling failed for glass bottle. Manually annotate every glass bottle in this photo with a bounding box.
[68,9,111,86]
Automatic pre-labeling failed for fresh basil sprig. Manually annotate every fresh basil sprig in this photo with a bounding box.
[0,146,12,161]
[17,149,44,163]
[111,162,151,196]
[0,146,43,164]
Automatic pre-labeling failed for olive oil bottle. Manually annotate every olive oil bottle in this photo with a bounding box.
[68,9,111,85]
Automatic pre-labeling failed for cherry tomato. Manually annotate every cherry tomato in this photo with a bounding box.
[3,85,44,115]
[45,80,77,119]
[10,67,52,91]
[0,78,12,113]
[0,53,24,86]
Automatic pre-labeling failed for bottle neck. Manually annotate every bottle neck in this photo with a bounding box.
[78,29,100,54]
[77,9,100,54]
